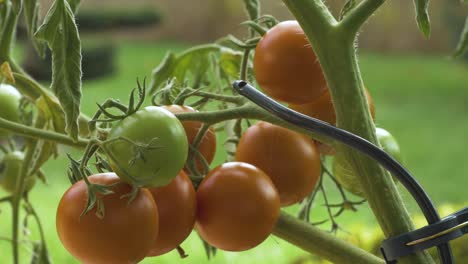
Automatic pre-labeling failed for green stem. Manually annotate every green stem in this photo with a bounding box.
[11,142,37,264]
[0,117,89,148]
[340,0,387,36]
[180,89,245,105]
[176,103,332,145]
[0,196,12,203]
[25,200,48,255]
[240,49,251,81]
[273,212,384,264]
[283,0,434,263]
[0,2,18,62]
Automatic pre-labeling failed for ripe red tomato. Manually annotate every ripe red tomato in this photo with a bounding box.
[196,162,280,251]
[235,122,321,206]
[162,105,217,174]
[56,173,159,264]
[146,171,196,256]
[253,20,328,104]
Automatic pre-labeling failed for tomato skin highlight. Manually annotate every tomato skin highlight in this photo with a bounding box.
[0,84,21,138]
[254,20,328,104]
[56,173,159,264]
[146,170,196,256]
[0,151,36,193]
[106,106,188,187]
[161,105,217,174]
[235,122,321,206]
[196,162,280,251]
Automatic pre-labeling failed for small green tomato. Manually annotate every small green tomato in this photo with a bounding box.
[105,106,188,187]
[0,84,21,138]
[0,151,36,193]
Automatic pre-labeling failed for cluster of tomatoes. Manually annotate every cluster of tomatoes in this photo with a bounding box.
[0,20,399,263]
[54,20,376,263]
[55,105,281,263]
[0,83,38,193]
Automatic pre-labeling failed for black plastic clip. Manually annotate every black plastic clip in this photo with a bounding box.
[380,207,468,263]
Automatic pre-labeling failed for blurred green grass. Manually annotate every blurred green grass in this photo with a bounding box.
[1,41,467,263]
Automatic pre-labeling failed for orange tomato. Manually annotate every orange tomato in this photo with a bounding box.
[146,171,196,256]
[235,122,321,206]
[196,162,280,251]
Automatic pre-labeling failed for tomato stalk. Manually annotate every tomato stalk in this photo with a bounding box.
[282,0,434,263]
[273,211,384,264]
[0,1,18,63]
[176,103,332,144]
[11,141,36,264]
[0,116,89,148]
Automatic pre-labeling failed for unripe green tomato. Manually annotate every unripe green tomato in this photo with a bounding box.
[376,127,402,162]
[332,127,402,197]
[0,84,21,138]
[106,106,188,187]
[0,151,36,193]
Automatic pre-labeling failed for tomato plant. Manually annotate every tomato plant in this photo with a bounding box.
[56,173,159,264]
[196,162,280,251]
[235,121,321,206]
[0,84,21,138]
[253,20,328,105]
[161,105,217,174]
[0,151,36,193]
[146,170,196,256]
[0,0,459,262]
[105,106,188,187]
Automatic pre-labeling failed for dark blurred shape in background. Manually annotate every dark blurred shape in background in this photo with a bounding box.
[17,0,468,80]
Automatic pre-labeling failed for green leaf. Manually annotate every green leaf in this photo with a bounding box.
[242,0,260,20]
[453,17,468,58]
[0,61,15,83]
[24,0,46,57]
[66,0,80,14]
[339,0,356,21]
[29,102,60,176]
[149,44,221,94]
[219,47,242,79]
[35,0,82,141]
[413,0,431,38]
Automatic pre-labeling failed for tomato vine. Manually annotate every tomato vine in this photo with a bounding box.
[0,0,465,263]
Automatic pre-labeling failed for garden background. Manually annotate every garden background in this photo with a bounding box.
[1,0,467,263]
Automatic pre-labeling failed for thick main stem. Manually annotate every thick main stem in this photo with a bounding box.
[273,212,384,264]
[283,0,434,263]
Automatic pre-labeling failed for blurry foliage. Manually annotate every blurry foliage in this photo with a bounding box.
[22,40,116,81]
[75,7,162,31]
[290,204,468,264]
